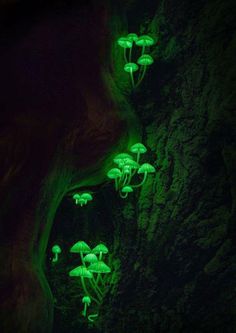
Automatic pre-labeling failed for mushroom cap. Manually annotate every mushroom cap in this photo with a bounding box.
[117,37,132,48]
[52,244,61,254]
[138,163,156,174]
[123,159,140,169]
[124,62,139,73]
[121,186,133,193]
[84,253,98,264]
[69,265,93,278]
[70,241,91,253]
[81,193,93,201]
[107,168,122,179]
[82,296,91,304]
[92,244,109,255]
[137,54,154,66]
[130,142,147,154]
[127,33,138,42]
[113,153,133,165]
[88,261,111,274]
[73,193,80,200]
[135,35,154,47]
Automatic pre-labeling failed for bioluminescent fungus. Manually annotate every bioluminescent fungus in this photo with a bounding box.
[69,241,112,323]
[106,143,156,198]
[73,192,93,207]
[51,244,61,263]
[124,62,139,88]
[117,32,155,88]
[82,296,91,317]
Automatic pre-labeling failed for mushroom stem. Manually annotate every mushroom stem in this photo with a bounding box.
[89,279,103,301]
[131,172,148,188]
[141,45,146,55]
[88,313,98,322]
[130,68,135,88]
[82,303,88,317]
[123,48,128,63]
[136,152,141,164]
[80,252,85,265]
[81,277,101,305]
[52,253,58,263]
[119,190,128,199]
[136,65,147,88]
[128,46,133,62]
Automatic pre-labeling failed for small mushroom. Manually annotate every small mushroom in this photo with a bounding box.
[124,63,139,88]
[51,244,61,263]
[130,143,147,163]
[133,163,155,187]
[117,37,132,48]
[77,197,87,207]
[135,35,154,49]
[120,185,133,199]
[80,193,93,205]
[113,153,133,165]
[107,168,122,190]
[73,193,81,205]
[82,296,91,317]
[84,253,98,264]
[137,54,154,66]
[92,244,109,261]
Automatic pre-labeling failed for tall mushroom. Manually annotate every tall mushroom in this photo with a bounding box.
[107,168,122,190]
[82,296,91,317]
[69,266,101,305]
[117,36,132,63]
[130,143,147,163]
[88,261,111,286]
[132,163,155,188]
[124,62,139,88]
[84,253,103,299]
[51,244,61,263]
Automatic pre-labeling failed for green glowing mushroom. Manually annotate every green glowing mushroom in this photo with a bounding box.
[124,62,139,88]
[120,185,133,199]
[92,244,108,261]
[52,244,61,263]
[132,163,155,187]
[80,193,93,204]
[130,143,147,163]
[137,54,154,66]
[73,193,80,205]
[70,241,91,264]
[117,37,132,63]
[135,35,154,48]
[117,37,132,48]
[76,197,87,207]
[113,153,134,165]
[107,168,122,190]
[88,261,111,274]
[82,295,91,317]
[84,253,98,264]
[69,266,100,304]
[122,185,133,193]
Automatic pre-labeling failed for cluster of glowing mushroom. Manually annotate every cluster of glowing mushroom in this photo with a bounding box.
[107,143,155,198]
[117,33,155,88]
[72,192,93,207]
[69,241,111,322]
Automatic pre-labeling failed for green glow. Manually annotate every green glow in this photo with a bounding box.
[137,54,154,66]
[135,35,154,47]
[69,241,112,323]
[106,143,156,198]
[51,244,61,263]
[73,192,93,207]
[117,32,155,88]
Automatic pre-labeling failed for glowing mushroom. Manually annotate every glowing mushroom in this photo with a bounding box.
[137,54,154,66]
[107,168,122,190]
[133,163,155,187]
[82,295,91,317]
[117,37,132,63]
[124,62,139,88]
[135,35,155,54]
[127,33,138,42]
[120,185,133,199]
[130,143,147,163]
[70,241,91,264]
[80,193,93,205]
[92,244,109,261]
[73,193,80,205]
[51,244,61,263]
[84,253,98,264]
[69,266,100,304]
